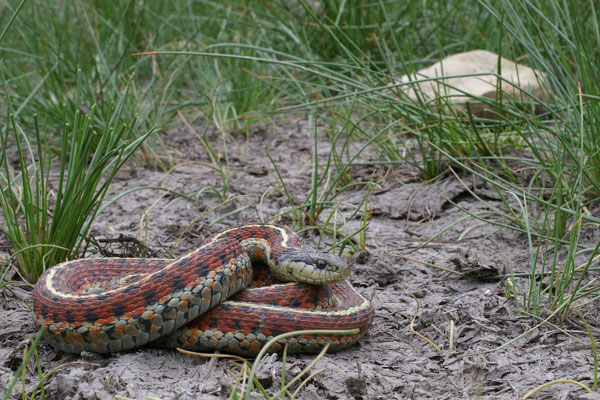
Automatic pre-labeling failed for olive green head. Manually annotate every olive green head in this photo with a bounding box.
[273,247,349,284]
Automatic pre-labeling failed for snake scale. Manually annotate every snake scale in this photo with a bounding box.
[33,224,374,355]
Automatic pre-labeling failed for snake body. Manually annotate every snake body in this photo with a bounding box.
[33,224,374,355]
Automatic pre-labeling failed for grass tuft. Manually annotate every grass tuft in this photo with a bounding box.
[0,73,156,281]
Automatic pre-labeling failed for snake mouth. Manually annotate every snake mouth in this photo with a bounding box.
[296,266,350,284]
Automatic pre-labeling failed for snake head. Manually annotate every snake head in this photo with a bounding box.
[274,247,350,284]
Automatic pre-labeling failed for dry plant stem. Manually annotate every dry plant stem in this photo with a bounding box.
[177,348,249,364]
[397,254,463,276]
[449,320,455,351]
[462,303,570,357]
[258,185,284,223]
[179,334,342,400]
[116,396,162,400]
[409,294,441,352]
[176,110,224,172]
[521,379,591,399]
[243,329,355,399]
[269,342,331,400]
[168,195,247,256]
[29,361,100,400]
[176,347,265,398]
[292,368,327,398]
[225,368,243,399]
[239,363,249,400]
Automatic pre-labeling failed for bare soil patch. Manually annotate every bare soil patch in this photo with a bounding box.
[1,117,598,399]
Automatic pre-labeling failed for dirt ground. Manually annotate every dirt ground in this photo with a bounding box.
[1,117,599,399]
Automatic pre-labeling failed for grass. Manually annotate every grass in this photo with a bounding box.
[1,0,600,397]
[0,72,157,282]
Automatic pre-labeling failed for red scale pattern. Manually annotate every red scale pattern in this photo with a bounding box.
[34,238,245,324]
[32,224,374,355]
[190,281,372,336]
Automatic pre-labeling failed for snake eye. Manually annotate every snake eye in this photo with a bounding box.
[315,259,327,270]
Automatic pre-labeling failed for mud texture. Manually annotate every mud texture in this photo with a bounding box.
[1,117,599,399]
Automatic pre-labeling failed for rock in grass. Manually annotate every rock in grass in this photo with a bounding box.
[398,49,549,118]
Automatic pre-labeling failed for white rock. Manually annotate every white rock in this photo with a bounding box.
[398,49,549,116]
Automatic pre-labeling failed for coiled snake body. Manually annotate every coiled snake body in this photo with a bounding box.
[33,224,374,355]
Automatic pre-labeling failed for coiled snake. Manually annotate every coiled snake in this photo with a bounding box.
[33,224,374,355]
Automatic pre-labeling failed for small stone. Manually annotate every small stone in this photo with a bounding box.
[398,49,549,118]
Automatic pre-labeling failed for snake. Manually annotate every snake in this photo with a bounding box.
[32,224,374,355]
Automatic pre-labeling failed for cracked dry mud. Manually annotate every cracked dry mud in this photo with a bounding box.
[1,117,599,399]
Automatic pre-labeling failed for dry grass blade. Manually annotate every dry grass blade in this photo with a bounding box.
[521,379,591,399]
[177,348,249,364]
[291,367,326,398]
[243,329,356,399]
[29,361,100,400]
[409,293,441,353]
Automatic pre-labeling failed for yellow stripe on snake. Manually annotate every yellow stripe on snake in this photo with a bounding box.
[33,224,374,355]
